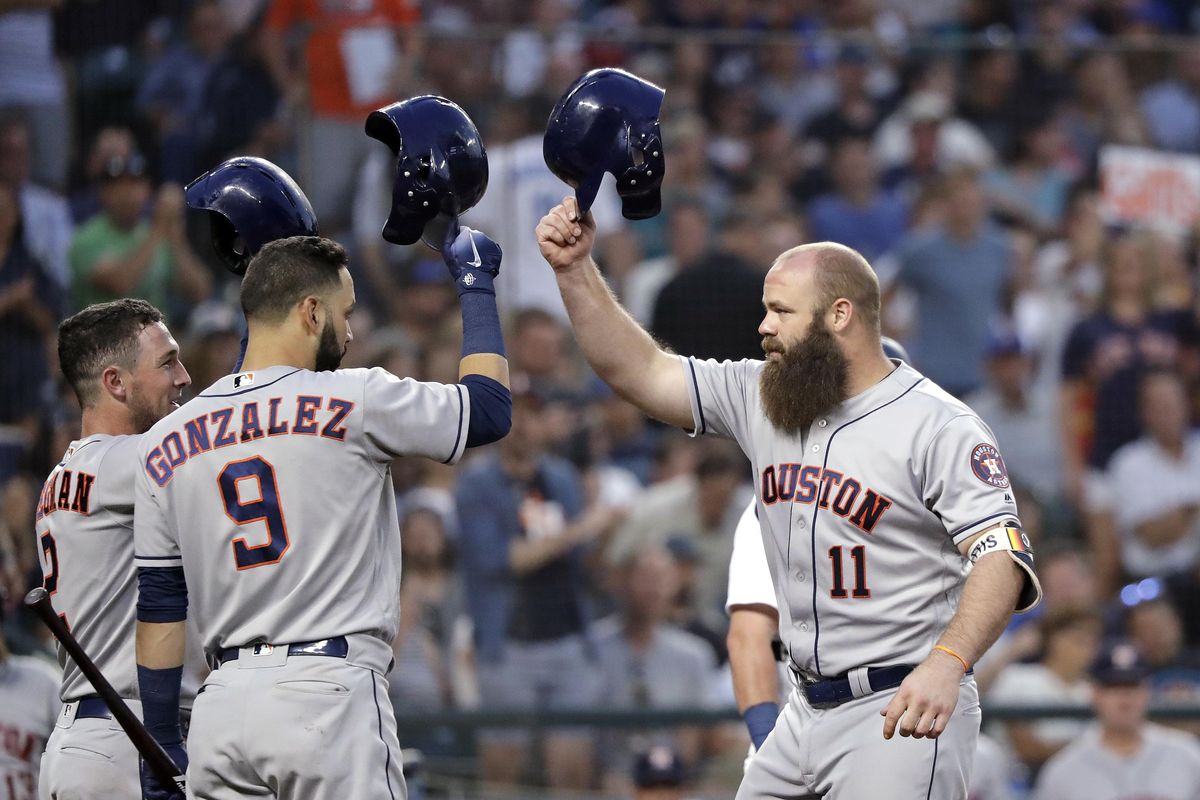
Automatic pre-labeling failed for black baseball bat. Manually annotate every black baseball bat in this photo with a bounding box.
[24,587,186,793]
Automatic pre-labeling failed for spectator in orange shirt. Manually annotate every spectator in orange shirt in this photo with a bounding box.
[263,0,421,232]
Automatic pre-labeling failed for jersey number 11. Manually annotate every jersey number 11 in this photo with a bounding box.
[828,545,871,599]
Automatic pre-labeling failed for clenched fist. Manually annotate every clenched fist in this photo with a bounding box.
[536,196,597,272]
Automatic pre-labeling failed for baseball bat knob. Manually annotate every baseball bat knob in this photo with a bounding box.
[24,587,48,607]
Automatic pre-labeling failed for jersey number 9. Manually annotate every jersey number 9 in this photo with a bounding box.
[219,456,290,570]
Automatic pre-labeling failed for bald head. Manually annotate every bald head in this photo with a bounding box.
[771,242,881,333]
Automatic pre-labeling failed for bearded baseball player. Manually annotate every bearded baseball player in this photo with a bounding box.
[34,299,191,800]
[133,231,510,800]
[537,197,1041,799]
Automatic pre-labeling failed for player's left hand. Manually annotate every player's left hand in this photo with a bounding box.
[441,220,502,295]
[880,652,964,740]
[140,741,188,800]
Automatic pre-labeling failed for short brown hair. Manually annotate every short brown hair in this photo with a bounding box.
[777,242,881,331]
[241,236,348,323]
[58,299,165,406]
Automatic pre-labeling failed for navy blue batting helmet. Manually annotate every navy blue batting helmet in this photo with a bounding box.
[185,157,318,276]
[544,68,666,220]
[881,336,910,363]
[365,95,488,248]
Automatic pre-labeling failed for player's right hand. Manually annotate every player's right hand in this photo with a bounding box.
[141,741,187,800]
[537,195,597,272]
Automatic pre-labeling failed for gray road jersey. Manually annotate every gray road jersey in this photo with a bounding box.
[134,365,470,658]
[36,436,205,707]
[684,357,1023,678]
[35,435,140,701]
[1033,724,1200,800]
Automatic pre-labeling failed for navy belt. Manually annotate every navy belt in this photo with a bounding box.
[75,695,112,719]
[216,636,349,666]
[797,665,914,709]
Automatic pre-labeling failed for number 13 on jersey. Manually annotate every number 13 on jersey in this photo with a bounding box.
[219,456,290,570]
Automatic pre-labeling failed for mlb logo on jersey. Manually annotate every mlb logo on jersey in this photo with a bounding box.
[970,443,1010,489]
[233,372,256,389]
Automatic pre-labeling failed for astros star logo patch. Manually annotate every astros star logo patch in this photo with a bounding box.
[970,443,1010,489]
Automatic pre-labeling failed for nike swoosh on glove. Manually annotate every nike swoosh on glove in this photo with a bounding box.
[442,222,502,296]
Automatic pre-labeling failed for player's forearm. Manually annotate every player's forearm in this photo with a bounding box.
[136,621,185,670]
[727,607,781,713]
[136,621,185,747]
[459,353,509,386]
[555,258,680,416]
[935,554,1023,667]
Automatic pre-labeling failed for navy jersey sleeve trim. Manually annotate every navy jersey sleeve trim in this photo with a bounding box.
[949,511,1014,539]
[687,358,706,435]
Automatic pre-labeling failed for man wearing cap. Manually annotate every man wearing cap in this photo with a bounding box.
[68,154,210,312]
[1032,642,1200,800]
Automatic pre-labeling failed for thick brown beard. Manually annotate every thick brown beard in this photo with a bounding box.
[759,316,850,436]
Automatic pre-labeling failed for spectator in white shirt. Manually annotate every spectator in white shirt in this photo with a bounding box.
[1088,369,1200,579]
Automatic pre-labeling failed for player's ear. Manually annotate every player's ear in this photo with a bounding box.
[100,365,126,402]
[830,298,853,332]
[299,296,322,335]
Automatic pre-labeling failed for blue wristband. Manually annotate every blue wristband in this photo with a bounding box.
[459,291,504,358]
[744,701,780,750]
[138,664,183,744]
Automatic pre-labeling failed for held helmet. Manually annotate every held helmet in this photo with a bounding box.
[365,96,489,248]
[543,68,666,220]
[185,157,318,276]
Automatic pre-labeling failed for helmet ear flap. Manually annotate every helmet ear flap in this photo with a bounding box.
[184,157,318,275]
[207,211,250,275]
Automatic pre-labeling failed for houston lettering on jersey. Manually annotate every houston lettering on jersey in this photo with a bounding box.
[760,463,893,533]
[35,469,96,520]
[144,395,354,486]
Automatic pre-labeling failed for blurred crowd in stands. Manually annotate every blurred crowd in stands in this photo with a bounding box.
[3,0,1200,796]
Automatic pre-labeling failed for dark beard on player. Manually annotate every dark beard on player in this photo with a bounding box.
[314,316,345,372]
[759,316,850,436]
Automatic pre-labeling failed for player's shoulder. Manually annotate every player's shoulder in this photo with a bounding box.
[892,363,984,428]
[55,433,141,477]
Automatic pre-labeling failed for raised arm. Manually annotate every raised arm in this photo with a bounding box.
[536,197,692,429]
[441,225,510,447]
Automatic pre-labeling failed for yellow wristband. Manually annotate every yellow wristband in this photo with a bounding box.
[933,644,970,673]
